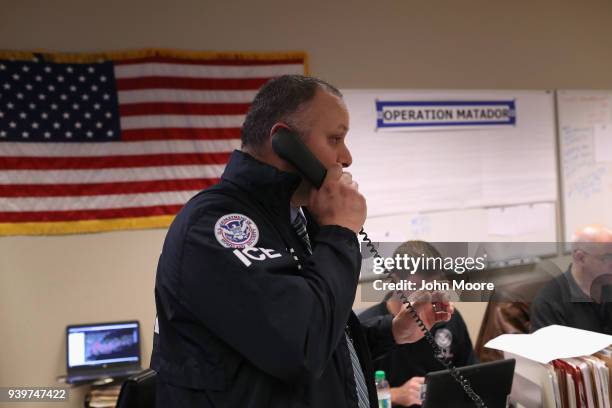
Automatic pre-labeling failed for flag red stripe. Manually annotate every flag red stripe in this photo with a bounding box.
[116,77,270,91]
[119,102,251,116]
[0,205,183,222]
[121,127,241,141]
[114,56,305,66]
[0,152,231,170]
[0,178,219,198]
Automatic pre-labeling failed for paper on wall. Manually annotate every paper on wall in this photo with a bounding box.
[593,124,612,163]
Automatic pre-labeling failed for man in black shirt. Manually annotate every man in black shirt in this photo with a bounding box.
[359,241,476,408]
[531,225,612,334]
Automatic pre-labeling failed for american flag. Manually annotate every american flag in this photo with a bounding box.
[0,50,306,235]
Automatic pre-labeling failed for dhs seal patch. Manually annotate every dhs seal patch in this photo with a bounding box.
[214,213,259,248]
[434,328,453,349]
[434,328,454,360]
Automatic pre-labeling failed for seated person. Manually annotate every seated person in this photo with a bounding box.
[475,259,563,362]
[531,224,612,334]
[359,241,477,408]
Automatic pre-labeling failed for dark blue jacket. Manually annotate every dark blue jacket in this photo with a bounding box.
[152,150,395,407]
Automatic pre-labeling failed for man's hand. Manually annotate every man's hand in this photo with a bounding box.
[308,164,366,233]
[390,377,425,407]
[391,291,453,344]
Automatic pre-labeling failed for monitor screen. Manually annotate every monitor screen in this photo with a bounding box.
[67,322,139,368]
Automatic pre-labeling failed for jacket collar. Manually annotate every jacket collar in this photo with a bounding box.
[221,150,302,215]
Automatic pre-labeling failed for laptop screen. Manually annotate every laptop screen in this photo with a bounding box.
[67,321,140,369]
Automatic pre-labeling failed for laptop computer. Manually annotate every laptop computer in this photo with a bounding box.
[422,359,515,408]
[65,320,142,384]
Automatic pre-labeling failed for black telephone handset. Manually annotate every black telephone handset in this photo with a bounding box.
[271,128,487,408]
[271,127,327,189]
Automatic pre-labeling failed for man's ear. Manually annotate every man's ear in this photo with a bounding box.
[573,249,587,264]
[266,122,298,173]
[269,122,292,139]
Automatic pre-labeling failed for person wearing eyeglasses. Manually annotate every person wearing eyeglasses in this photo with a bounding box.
[530,225,612,334]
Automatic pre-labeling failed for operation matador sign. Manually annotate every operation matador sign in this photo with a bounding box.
[376,100,516,131]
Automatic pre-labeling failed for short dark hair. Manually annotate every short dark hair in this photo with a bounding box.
[393,240,448,280]
[241,75,342,151]
[394,240,443,260]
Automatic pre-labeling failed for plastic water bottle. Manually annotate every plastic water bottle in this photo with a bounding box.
[375,370,391,408]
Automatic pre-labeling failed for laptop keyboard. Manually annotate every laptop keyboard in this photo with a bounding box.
[69,367,141,382]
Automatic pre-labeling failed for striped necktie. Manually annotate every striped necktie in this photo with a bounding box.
[291,210,312,254]
[290,209,370,408]
[345,327,371,408]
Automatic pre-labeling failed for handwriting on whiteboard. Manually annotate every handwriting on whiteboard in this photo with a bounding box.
[568,166,606,199]
[561,126,594,179]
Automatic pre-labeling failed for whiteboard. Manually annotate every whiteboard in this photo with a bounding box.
[343,89,558,260]
[557,90,612,242]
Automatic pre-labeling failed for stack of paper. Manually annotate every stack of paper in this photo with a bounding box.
[485,325,612,408]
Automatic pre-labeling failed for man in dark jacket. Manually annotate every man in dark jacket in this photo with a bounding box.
[152,75,452,407]
[360,241,476,408]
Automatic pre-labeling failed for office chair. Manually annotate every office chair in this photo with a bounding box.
[116,368,157,408]
[474,259,563,362]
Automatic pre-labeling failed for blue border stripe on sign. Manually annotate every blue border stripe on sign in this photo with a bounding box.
[377,121,515,128]
[375,100,516,128]
[375,100,515,108]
